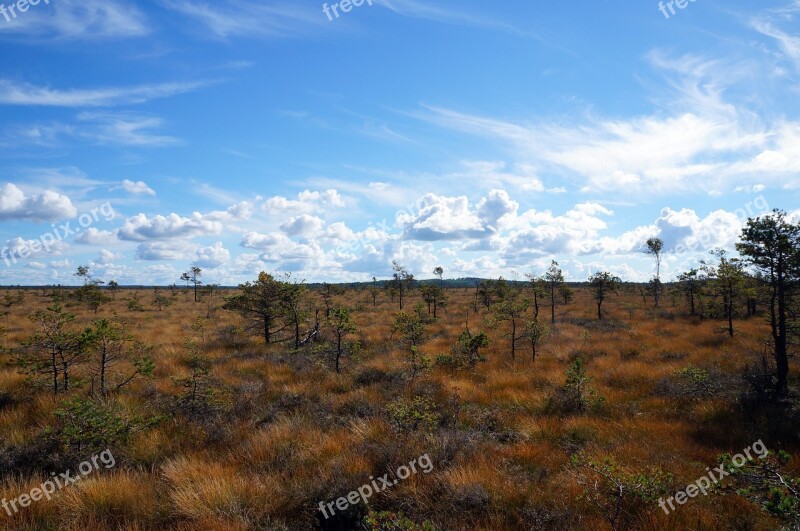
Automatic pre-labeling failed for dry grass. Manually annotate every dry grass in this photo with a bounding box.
[0,285,796,530]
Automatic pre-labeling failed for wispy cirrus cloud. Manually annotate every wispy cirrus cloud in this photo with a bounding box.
[0,79,212,107]
[162,0,325,38]
[373,0,518,32]
[411,48,800,195]
[752,1,800,72]
[372,0,574,54]
[77,113,181,146]
[5,113,180,148]
[0,0,149,40]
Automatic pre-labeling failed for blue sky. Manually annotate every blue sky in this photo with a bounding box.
[0,0,798,285]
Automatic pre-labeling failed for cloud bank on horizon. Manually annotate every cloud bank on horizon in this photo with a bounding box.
[0,0,798,285]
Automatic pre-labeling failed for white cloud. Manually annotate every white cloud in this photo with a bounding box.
[497,202,614,262]
[162,0,324,38]
[263,189,346,215]
[77,113,180,146]
[194,242,231,268]
[280,214,325,237]
[239,230,334,272]
[118,179,156,196]
[75,228,118,245]
[372,0,524,35]
[413,49,800,195]
[135,241,197,261]
[397,189,518,242]
[0,183,76,221]
[654,208,744,256]
[0,80,209,107]
[477,189,518,225]
[734,184,767,193]
[0,237,69,261]
[96,249,122,264]
[5,113,180,148]
[0,0,150,40]
[753,2,800,72]
[118,212,223,241]
[398,193,487,241]
[234,253,267,275]
[49,259,71,268]
[240,231,292,251]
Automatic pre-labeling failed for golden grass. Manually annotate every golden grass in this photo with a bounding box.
[0,286,795,529]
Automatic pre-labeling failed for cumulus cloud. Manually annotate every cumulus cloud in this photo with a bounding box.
[498,203,614,262]
[49,259,71,268]
[194,242,231,268]
[240,231,292,250]
[75,228,118,245]
[118,212,223,241]
[0,183,76,222]
[205,201,254,223]
[477,189,518,225]
[239,230,332,272]
[398,189,517,241]
[96,249,122,264]
[280,214,325,237]
[654,208,745,255]
[118,179,156,196]
[0,236,69,262]
[263,189,345,216]
[234,253,267,275]
[135,241,197,261]
[341,240,436,276]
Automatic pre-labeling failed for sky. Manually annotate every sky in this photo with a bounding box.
[0,0,798,286]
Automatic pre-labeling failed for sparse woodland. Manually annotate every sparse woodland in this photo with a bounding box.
[0,212,798,530]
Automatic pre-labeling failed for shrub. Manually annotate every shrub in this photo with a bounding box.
[363,511,437,530]
[547,357,604,415]
[572,453,672,530]
[386,396,441,433]
[438,329,490,369]
[720,449,800,526]
[672,365,716,399]
[51,397,142,454]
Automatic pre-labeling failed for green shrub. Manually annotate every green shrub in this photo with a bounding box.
[386,396,441,433]
[364,511,436,530]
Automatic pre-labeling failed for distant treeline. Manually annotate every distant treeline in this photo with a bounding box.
[0,279,668,290]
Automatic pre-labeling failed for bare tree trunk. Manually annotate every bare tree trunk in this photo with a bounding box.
[335,333,342,373]
[510,319,516,359]
[775,270,788,395]
[100,346,107,397]
[51,350,58,396]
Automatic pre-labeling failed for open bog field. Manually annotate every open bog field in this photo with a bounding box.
[0,284,797,530]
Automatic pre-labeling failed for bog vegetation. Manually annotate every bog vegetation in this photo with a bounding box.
[0,210,799,530]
